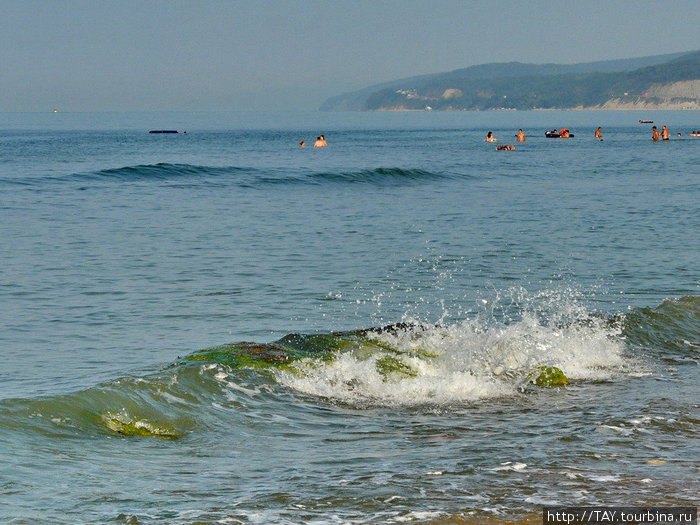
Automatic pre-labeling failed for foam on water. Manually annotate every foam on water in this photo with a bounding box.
[276,294,628,407]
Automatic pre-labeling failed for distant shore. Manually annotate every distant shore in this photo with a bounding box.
[589,99,700,110]
[370,103,700,112]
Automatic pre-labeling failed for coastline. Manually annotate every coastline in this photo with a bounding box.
[589,100,700,111]
[368,104,700,112]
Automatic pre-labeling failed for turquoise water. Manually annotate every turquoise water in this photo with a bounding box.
[0,110,698,523]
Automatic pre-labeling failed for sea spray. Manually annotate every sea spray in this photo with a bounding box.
[275,291,628,407]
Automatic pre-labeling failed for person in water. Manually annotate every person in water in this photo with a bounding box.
[497,144,515,150]
[594,127,603,139]
[652,126,659,141]
[313,136,327,147]
[485,131,497,142]
[299,141,306,148]
[661,125,670,140]
[559,128,570,138]
[516,129,526,142]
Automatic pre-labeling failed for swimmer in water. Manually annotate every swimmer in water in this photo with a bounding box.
[516,129,526,142]
[661,125,670,140]
[485,131,497,142]
[652,126,659,141]
[594,127,603,139]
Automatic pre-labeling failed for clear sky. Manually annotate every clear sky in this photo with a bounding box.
[1,0,698,112]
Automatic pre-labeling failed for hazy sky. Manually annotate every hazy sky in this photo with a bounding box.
[2,1,698,112]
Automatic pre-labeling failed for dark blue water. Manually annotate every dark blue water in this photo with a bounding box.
[0,111,698,524]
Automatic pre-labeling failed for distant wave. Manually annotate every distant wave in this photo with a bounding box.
[92,162,240,180]
[304,167,449,185]
[6,163,452,188]
[95,164,450,186]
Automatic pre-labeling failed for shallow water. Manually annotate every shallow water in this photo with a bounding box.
[0,110,698,523]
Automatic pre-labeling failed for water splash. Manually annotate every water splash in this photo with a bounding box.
[275,289,629,407]
[275,318,624,407]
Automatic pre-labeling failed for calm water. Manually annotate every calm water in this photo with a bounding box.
[1,110,698,524]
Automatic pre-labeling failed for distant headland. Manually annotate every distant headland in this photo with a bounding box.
[320,50,700,111]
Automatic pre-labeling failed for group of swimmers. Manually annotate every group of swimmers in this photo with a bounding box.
[651,125,668,141]
[485,129,527,149]
[488,123,697,148]
[486,128,528,150]
[601,124,693,141]
[303,126,696,149]
[486,129,527,142]
[299,135,327,148]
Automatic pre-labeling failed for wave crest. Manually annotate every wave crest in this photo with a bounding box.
[5,294,696,434]
[275,313,627,407]
[622,295,700,358]
[30,164,449,187]
[89,162,243,181]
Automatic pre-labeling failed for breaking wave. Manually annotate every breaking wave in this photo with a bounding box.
[1,294,696,439]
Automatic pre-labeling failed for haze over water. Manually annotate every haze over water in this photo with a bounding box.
[0,110,698,524]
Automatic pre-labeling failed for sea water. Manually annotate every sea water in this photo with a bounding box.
[0,110,698,524]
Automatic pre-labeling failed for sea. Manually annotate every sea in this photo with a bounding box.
[0,110,698,524]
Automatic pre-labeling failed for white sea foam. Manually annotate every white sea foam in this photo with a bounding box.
[394,511,444,522]
[275,295,628,407]
[493,462,528,472]
[597,424,634,436]
[589,474,622,482]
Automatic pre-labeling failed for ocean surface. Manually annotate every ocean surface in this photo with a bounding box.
[0,110,698,524]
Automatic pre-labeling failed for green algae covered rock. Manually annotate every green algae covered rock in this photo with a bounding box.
[375,355,417,380]
[177,324,437,381]
[180,340,335,371]
[101,412,181,439]
[531,366,569,387]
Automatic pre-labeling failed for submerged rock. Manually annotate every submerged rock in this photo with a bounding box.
[531,366,569,387]
[101,412,181,439]
[375,355,417,380]
[180,340,334,371]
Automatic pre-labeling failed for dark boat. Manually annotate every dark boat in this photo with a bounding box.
[639,120,654,124]
[149,130,186,134]
[545,130,574,138]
